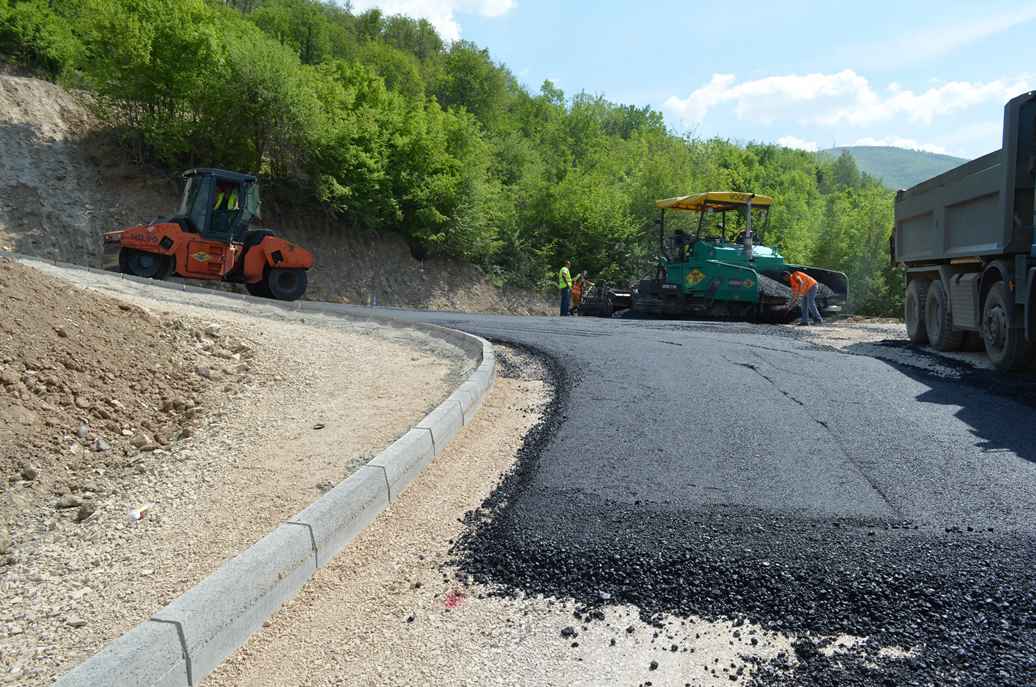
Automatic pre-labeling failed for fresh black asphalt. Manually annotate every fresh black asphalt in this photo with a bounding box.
[384,310,1036,686]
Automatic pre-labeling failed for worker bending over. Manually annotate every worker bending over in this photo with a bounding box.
[784,270,823,326]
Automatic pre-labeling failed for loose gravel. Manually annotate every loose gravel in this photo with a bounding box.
[787,319,997,374]
[0,262,470,686]
[206,345,555,686]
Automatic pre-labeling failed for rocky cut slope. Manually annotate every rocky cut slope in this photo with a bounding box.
[0,76,176,265]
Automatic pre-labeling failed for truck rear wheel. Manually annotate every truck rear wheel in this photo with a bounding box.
[982,282,1030,371]
[266,267,308,301]
[925,280,964,351]
[905,278,929,344]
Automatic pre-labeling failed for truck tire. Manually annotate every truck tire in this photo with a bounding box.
[924,280,964,351]
[905,278,929,344]
[982,282,1030,371]
[266,267,308,301]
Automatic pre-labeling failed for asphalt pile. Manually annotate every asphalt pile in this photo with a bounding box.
[451,346,1036,687]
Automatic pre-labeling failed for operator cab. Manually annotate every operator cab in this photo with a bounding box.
[177,168,261,244]
[656,192,774,262]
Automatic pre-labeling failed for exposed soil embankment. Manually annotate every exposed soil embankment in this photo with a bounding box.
[0,74,553,315]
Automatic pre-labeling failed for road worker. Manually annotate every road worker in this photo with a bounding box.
[214,184,239,211]
[558,259,573,316]
[571,270,590,314]
[673,230,692,261]
[784,270,823,325]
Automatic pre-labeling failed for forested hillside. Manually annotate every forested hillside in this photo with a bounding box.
[0,0,901,315]
[820,146,968,191]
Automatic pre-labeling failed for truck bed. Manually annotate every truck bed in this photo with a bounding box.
[894,90,1035,266]
[894,150,1009,263]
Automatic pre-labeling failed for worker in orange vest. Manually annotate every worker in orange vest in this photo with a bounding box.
[784,270,823,325]
[570,271,590,314]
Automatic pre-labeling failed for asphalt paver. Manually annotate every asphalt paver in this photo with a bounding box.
[367,311,1036,685]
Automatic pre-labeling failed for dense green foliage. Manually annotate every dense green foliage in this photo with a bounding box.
[820,146,967,191]
[0,0,902,314]
[0,0,80,78]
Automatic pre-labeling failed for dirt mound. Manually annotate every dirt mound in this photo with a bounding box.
[0,257,227,526]
[0,74,553,315]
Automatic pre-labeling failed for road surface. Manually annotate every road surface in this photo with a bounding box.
[383,310,1036,686]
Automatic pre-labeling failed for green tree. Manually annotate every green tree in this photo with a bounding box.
[201,18,319,173]
[249,0,331,65]
[0,0,82,78]
[79,0,224,162]
[435,41,507,129]
[354,40,425,100]
[380,15,442,60]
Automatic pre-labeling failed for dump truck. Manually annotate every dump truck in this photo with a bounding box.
[103,168,314,301]
[579,192,848,320]
[893,91,1036,371]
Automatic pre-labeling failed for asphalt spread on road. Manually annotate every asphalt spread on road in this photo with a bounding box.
[387,310,1036,686]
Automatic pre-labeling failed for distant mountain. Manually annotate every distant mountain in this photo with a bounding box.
[819,146,969,190]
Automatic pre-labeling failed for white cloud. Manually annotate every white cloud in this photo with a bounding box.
[936,120,1004,153]
[664,70,876,127]
[664,70,1033,129]
[347,0,515,42]
[821,77,1034,126]
[776,136,818,152]
[851,137,949,155]
[852,6,1036,69]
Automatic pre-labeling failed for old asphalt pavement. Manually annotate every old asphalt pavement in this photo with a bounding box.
[384,310,1035,686]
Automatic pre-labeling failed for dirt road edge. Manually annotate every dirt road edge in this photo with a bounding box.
[12,255,496,687]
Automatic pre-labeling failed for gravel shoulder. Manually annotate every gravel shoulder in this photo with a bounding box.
[784,318,997,373]
[1,262,471,686]
[206,345,557,686]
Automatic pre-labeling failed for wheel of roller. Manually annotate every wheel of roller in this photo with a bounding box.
[905,278,929,344]
[266,267,308,301]
[924,280,964,351]
[123,249,167,279]
[245,280,271,298]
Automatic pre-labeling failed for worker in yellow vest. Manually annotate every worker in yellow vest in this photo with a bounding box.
[558,259,573,316]
[214,185,239,211]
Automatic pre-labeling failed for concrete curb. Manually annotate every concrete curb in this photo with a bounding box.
[17,256,498,687]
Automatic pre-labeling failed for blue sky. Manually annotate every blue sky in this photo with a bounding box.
[349,1,1036,158]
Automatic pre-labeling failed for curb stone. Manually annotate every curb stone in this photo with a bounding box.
[14,255,497,687]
